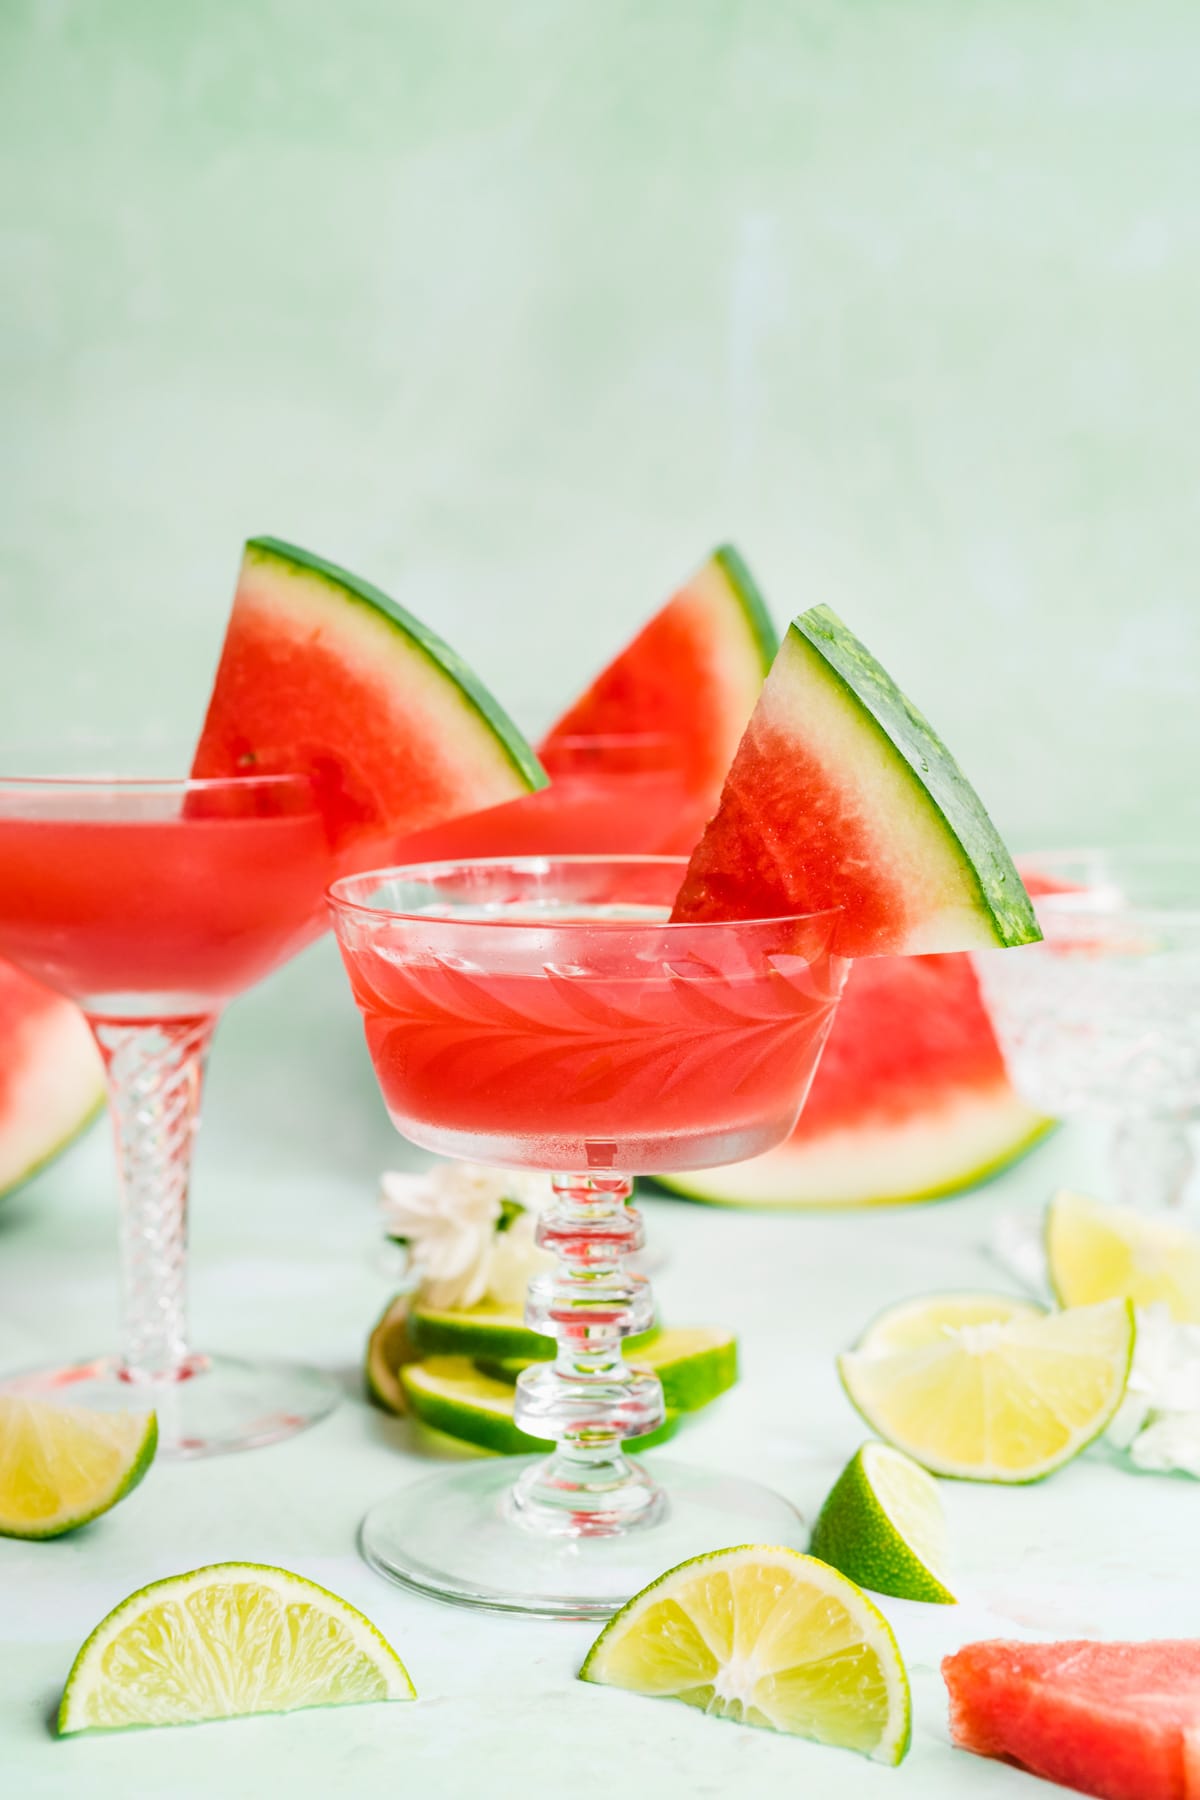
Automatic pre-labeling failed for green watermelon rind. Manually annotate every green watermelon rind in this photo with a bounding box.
[712,544,779,674]
[651,1116,1056,1212]
[244,538,547,794]
[793,607,1040,951]
[0,1093,105,1205]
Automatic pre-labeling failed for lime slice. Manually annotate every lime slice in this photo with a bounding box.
[1047,1189,1200,1323]
[477,1326,738,1413]
[401,1356,680,1456]
[0,1398,156,1540]
[58,1562,415,1734]
[856,1290,1046,1355]
[808,1441,955,1604]
[839,1293,1135,1482]
[409,1299,657,1364]
[580,1545,911,1763]
[365,1293,418,1414]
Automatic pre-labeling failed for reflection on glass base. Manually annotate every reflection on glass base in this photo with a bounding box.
[360,1455,806,1619]
[0,1351,340,1459]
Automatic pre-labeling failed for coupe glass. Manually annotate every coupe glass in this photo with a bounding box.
[0,760,341,1456]
[975,849,1200,1212]
[329,855,848,1616]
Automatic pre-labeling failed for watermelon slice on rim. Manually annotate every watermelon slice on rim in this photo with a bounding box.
[943,1638,1200,1800]
[658,952,1051,1207]
[539,545,777,813]
[670,605,1040,958]
[192,538,545,852]
[0,960,103,1201]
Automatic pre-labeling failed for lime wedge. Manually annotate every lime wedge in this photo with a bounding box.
[839,1293,1135,1482]
[808,1441,955,1604]
[58,1562,415,1734]
[1047,1189,1200,1323]
[409,1300,655,1364]
[365,1293,418,1414]
[0,1398,156,1540]
[856,1290,1045,1355]
[401,1356,680,1456]
[477,1326,739,1413]
[580,1545,911,1763]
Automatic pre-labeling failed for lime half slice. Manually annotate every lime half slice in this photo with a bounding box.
[59,1562,415,1734]
[1047,1189,1200,1323]
[478,1325,739,1414]
[0,1398,156,1540]
[809,1441,955,1604]
[365,1293,418,1414]
[401,1356,679,1456]
[839,1292,1135,1482]
[580,1545,911,1764]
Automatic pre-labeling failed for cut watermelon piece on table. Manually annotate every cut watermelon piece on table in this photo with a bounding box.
[657,952,1052,1206]
[943,1638,1200,1800]
[192,538,545,855]
[539,545,777,815]
[0,960,103,1201]
[670,605,1041,957]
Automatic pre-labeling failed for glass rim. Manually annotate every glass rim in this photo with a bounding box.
[326,853,844,935]
[0,769,319,795]
[1017,846,1200,927]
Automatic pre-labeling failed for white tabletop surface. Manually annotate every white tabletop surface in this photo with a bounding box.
[0,939,1192,1800]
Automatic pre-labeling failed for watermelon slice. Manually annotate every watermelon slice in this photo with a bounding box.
[538,545,777,812]
[0,960,103,1200]
[670,605,1040,957]
[657,952,1051,1207]
[943,1638,1200,1800]
[192,538,545,850]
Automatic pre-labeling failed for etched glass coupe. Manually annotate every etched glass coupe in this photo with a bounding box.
[330,854,848,1616]
[0,761,340,1456]
[976,849,1200,1212]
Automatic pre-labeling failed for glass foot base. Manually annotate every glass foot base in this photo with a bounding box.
[0,1351,340,1459]
[360,1454,806,1618]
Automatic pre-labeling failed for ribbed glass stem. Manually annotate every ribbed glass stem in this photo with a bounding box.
[511,1173,665,1534]
[90,1016,216,1382]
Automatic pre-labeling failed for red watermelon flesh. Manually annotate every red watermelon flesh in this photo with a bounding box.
[657,952,1050,1206]
[943,1639,1200,1800]
[538,545,777,824]
[192,538,544,857]
[671,609,1040,956]
[0,960,103,1198]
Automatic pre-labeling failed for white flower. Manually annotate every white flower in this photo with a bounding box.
[379,1162,554,1310]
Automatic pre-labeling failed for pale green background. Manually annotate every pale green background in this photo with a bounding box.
[3,0,1199,847]
[3,8,1200,1798]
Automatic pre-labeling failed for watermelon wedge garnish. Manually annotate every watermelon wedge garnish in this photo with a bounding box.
[0,960,103,1201]
[539,545,777,814]
[658,953,1051,1207]
[192,538,545,851]
[670,604,1041,957]
[943,1638,1200,1800]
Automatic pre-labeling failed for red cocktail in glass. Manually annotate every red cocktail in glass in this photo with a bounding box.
[0,764,338,1456]
[330,855,848,1616]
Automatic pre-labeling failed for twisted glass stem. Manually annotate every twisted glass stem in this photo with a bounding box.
[511,1173,665,1535]
[91,1016,216,1382]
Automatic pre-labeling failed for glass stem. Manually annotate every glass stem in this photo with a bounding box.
[90,1016,217,1382]
[1112,1113,1195,1212]
[511,1173,665,1535]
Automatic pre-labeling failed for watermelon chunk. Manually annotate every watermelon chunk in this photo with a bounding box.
[943,1638,1200,1800]
[670,605,1040,957]
[192,538,545,850]
[0,960,103,1200]
[539,545,777,815]
[657,953,1051,1207]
